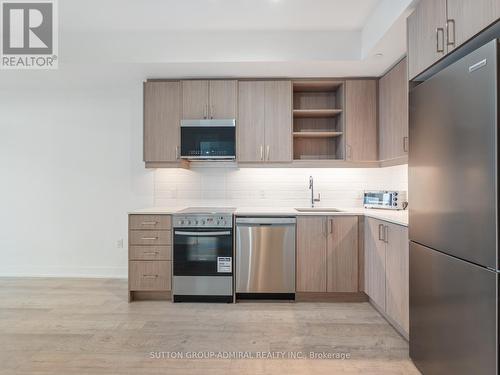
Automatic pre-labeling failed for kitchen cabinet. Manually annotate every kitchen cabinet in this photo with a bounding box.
[182,80,209,119]
[345,80,378,161]
[385,221,409,334]
[237,81,266,162]
[364,217,387,309]
[379,58,408,161]
[128,214,172,301]
[238,80,292,163]
[407,0,500,79]
[446,0,500,52]
[264,81,293,162]
[364,217,409,335]
[143,81,181,162]
[326,216,359,292]
[407,0,447,80]
[296,216,327,292]
[296,216,358,293]
[182,80,237,119]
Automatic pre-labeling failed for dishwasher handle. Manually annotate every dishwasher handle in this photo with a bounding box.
[235,217,296,225]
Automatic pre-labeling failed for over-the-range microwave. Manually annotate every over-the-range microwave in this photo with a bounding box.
[180,119,236,160]
[363,190,407,210]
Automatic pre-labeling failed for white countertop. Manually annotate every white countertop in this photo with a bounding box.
[129,206,408,226]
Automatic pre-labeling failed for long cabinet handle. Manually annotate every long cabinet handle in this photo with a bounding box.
[141,237,159,240]
[266,145,270,161]
[384,225,389,244]
[446,19,456,47]
[210,105,214,119]
[143,251,159,255]
[141,221,158,225]
[403,137,409,153]
[324,219,327,237]
[329,219,333,234]
[346,144,352,160]
[436,27,445,53]
[260,145,264,161]
[175,145,180,160]
[142,274,158,278]
[378,224,384,241]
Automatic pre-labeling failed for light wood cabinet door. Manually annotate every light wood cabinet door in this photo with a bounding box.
[237,81,266,162]
[379,58,409,161]
[182,80,209,119]
[264,81,292,162]
[345,80,378,161]
[144,81,180,162]
[385,223,409,334]
[446,0,500,52]
[407,0,447,79]
[209,80,237,119]
[296,216,327,292]
[326,216,358,292]
[364,217,386,309]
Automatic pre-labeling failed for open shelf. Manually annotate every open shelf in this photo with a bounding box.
[293,81,343,92]
[293,109,342,118]
[292,80,345,161]
[293,131,343,138]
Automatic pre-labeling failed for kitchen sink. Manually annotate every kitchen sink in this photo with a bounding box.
[295,208,343,212]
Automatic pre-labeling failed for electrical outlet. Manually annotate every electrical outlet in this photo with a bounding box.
[116,239,124,248]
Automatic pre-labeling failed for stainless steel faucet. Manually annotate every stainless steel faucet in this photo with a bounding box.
[309,176,321,208]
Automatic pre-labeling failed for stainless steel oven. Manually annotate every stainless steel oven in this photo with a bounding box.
[180,119,236,160]
[173,208,234,302]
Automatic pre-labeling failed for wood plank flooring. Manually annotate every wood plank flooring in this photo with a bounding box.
[0,278,420,374]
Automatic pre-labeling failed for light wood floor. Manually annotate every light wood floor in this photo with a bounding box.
[0,278,420,374]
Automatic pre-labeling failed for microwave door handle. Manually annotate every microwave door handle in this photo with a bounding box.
[174,231,231,236]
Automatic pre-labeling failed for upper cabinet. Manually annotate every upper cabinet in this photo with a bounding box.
[292,81,345,161]
[408,0,500,80]
[238,80,292,163]
[407,0,447,80]
[446,0,500,52]
[182,80,237,119]
[379,58,409,161]
[345,80,378,162]
[143,81,181,163]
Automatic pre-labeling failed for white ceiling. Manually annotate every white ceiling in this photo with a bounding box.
[0,0,417,87]
[62,0,382,31]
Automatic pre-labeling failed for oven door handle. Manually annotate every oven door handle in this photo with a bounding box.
[174,231,231,236]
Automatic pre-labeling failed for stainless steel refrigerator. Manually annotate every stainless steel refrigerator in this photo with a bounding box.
[409,39,499,375]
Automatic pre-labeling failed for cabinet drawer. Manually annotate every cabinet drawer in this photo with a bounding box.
[129,215,171,230]
[129,230,171,246]
[129,261,171,291]
[129,246,171,261]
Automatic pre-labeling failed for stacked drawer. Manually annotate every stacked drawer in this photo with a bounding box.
[128,214,172,301]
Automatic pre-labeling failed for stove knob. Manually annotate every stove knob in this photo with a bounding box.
[201,220,205,225]
[221,220,226,226]
[194,220,199,225]
[187,220,191,225]
[180,220,184,225]
[216,220,220,225]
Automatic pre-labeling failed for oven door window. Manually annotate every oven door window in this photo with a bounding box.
[181,126,235,158]
[174,229,232,276]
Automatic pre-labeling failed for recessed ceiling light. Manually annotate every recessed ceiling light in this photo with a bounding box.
[375,53,384,58]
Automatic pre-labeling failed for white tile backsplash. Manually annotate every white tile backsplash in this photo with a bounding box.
[154,164,408,208]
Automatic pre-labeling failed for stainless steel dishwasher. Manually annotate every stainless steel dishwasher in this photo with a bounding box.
[235,217,296,299]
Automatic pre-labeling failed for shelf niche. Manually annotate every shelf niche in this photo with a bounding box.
[292,80,345,161]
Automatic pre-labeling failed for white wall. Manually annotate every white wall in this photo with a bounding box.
[0,85,154,278]
[154,165,407,208]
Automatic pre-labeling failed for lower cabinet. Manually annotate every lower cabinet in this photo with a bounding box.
[128,214,172,301]
[364,217,409,335]
[296,216,359,293]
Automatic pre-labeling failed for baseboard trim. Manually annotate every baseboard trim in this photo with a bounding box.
[295,292,368,302]
[0,266,128,279]
[369,298,409,341]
